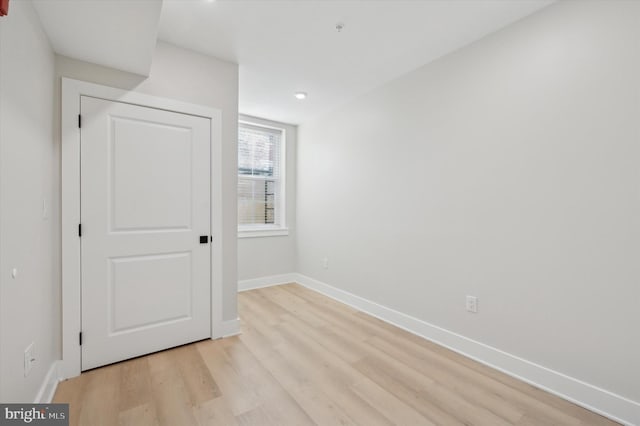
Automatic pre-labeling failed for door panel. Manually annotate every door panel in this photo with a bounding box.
[80,96,211,370]
[110,117,193,231]
[109,252,192,334]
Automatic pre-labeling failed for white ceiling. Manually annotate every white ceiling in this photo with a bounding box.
[159,0,553,125]
[32,0,553,125]
[33,0,162,76]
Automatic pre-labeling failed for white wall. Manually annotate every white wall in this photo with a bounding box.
[0,12,239,401]
[237,114,297,282]
[0,0,57,402]
[297,0,639,408]
[55,42,239,322]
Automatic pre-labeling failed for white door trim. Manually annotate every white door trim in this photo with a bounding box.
[61,77,224,379]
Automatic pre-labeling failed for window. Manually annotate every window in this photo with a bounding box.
[238,122,286,235]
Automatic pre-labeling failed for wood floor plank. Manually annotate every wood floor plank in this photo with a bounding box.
[262,358,346,424]
[349,377,436,426]
[239,303,377,426]
[212,338,314,426]
[53,370,89,426]
[244,335,359,426]
[352,355,465,425]
[365,334,586,426]
[118,403,159,426]
[52,283,618,426]
[196,339,264,416]
[147,349,199,426]
[234,405,278,426]
[269,289,512,425]
[172,344,221,405]
[364,334,525,424]
[272,323,393,426]
[192,397,239,426]
[118,356,153,412]
[77,363,121,426]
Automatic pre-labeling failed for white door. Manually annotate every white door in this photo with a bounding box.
[80,96,211,370]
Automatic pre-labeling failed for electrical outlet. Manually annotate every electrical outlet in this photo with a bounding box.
[466,295,478,313]
[322,257,329,269]
[24,342,35,377]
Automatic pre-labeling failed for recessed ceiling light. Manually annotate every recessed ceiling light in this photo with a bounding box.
[295,92,307,100]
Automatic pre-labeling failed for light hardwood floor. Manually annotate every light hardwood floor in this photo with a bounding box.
[53,283,618,426]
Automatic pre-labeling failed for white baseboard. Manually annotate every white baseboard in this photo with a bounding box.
[34,361,61,403]
[292,273,640,426]
[218,318,241,338]
[238,273,297,292]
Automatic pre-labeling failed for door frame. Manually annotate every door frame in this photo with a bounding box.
[61,78,224,379]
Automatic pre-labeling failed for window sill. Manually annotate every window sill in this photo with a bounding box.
[238,228,289,239]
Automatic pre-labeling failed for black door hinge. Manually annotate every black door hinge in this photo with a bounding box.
[78,223,82,237]
[79,332,83,346]
[78,114,82,128]
[200,235,209,244]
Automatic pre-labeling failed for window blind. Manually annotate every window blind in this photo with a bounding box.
[238,123,282,228]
